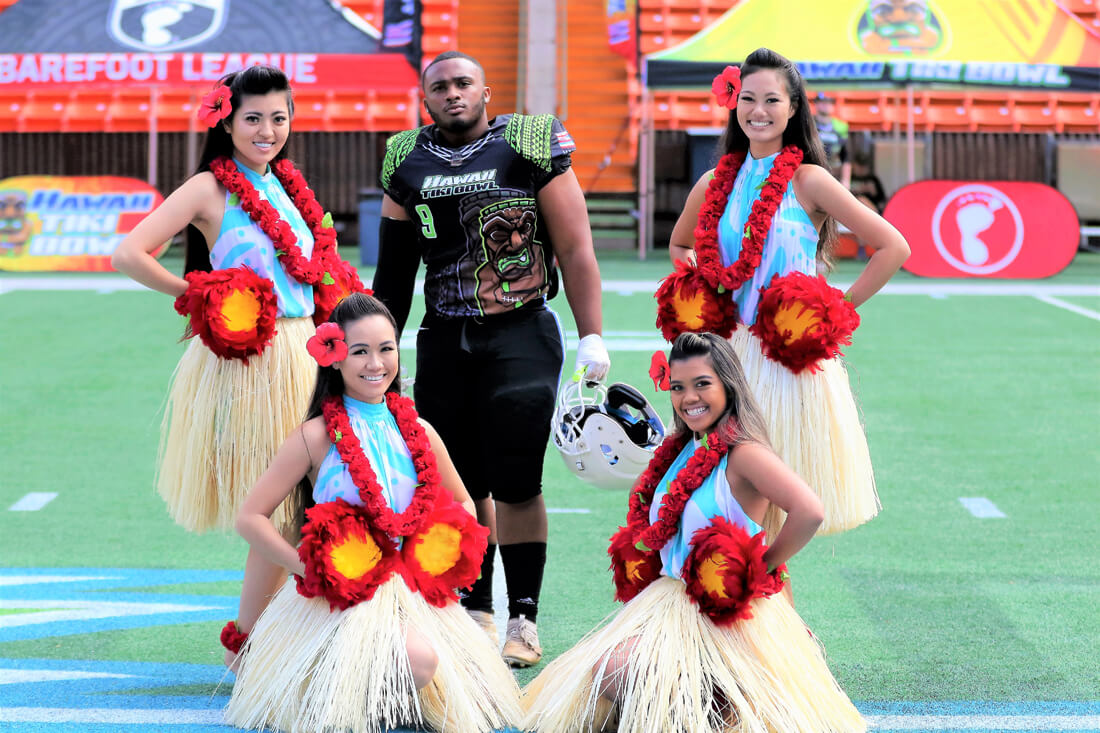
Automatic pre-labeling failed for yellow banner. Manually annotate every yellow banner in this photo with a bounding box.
[0,175,165,272]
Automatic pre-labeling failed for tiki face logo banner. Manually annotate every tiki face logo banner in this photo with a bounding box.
[109,0,228,52]
[0,176,167,272]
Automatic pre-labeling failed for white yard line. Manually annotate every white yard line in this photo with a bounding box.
[1034,295,1100,322]
[865,714,1100,730]
[958,497,1007,518]
[7,492,58,512]
[0,707,223,724]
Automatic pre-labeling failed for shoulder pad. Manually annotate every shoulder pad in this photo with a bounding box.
[503,114,558,172]
[381,127,423,190]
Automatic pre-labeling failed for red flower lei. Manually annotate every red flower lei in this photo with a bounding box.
[694,145,804,294]
[321,393,440,537]
[209,157,338,286]
[627,431,729,553]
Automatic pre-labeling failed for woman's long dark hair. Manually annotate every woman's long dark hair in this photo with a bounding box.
[717,47,837,262]
[183,65,296,275]
[292,293,403,533]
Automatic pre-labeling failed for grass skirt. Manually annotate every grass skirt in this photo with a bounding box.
[157,317,314,534]
[225,576,522,733]
[728,328,878,537]
[521,577,864,733]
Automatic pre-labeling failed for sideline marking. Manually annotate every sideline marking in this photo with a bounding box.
[0,707,223,724]
[1034,295,1100,322]
[865,713,1100,730]
[958,497,1006,518]
[0,669,134,685]
[8,493,58,512]
[547,508,592,514]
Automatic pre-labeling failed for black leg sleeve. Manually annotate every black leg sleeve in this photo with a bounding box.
[371,217,421,334]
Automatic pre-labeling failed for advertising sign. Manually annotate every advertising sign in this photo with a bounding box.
[884,181,1079,278]
[0,176,165,272]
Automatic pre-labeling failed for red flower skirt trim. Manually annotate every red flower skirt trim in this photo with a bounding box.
[682,516,788,627]
[173,266,279,362]
[749,271,860,374]
[655,260,740,342]
[400,491,489,608]
[220,620,248,654]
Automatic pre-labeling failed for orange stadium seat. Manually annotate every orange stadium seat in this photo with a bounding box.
[923,101,972,132]
[325,91,370,132]
[1013,95,1059,133]
[421,10,456,29]
[107,89,153,133]
[1060,0,1095,12]
[64,91,112,132]
[0,91,26,132]
[366,90,416,131]
[155,88,197,132]
[969,94,1017,132]
[882,96,928,131]
[18,91,70,133]
[291,89,327,132]
[1055,95,1100,133]
[836,92,890,132]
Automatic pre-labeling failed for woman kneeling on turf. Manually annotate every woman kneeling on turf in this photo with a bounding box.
[521,332,865,733]
[225,293,520,733]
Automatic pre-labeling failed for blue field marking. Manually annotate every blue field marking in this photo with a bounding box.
[0,568,241,643]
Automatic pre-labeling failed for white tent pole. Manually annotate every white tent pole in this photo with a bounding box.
[147,86,159,187]
[906,83,915,183]
[638,86,653,261]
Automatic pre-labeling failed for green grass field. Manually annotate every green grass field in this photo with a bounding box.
[1,252,1098,730]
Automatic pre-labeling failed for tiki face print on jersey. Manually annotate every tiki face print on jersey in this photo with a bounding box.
[381,113,575,318]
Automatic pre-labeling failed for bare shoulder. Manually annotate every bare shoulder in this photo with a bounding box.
[793,162,832,187]
[728,440,777,472]
[300,415,331,453]
[417,417,440,439]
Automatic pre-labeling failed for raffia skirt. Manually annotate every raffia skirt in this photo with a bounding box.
[225,576,523,733]
[521,576,864,733]
[728,328,878,537]
[157,317,315,534]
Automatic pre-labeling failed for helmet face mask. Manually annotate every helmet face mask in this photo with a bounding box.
[552,381,666,490]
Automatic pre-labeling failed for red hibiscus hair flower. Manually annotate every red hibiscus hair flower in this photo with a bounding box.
[173,265,278,362]
[401,491,489,608]
[749,271,860,374]
[296,499,400,611]
[711,65,742,110]
[648,350,671,392]
[198,84,233,127]
[306,322,348,366]
[682,516,788,626]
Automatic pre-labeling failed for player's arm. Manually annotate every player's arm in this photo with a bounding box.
[371,194,420,334]
[795,164,909,307]
[235,418,328,577]
[668,169,715,266]
[727,442,823,571]
[537,168,602,339]
[420,418,476,517]
[111,172,221,296]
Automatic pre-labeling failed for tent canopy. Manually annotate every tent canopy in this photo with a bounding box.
[645,0,1100,92]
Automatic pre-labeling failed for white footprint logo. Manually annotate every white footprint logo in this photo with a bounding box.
[955,200,1000,266]
[141,2,194,48]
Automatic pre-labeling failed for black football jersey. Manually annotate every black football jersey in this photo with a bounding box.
[381,113,575,319]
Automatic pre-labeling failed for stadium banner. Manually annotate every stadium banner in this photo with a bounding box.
[0,52,416,90]
[608,0,637,62]
[0,175,167,272]
[382,0,422,73]
[884,181,1079,279]
[644,0,1100,92]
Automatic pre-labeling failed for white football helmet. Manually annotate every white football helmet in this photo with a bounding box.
[552,379,666,490]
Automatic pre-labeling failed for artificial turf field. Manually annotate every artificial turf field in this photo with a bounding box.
[1,251,1098,732]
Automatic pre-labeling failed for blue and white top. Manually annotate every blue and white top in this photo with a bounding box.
[313,396,418,517]
[717,150,818,326]
[650,439,762,581]
[209,160,315,318]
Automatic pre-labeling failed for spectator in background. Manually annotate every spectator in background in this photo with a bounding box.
[812,92,851,189]
[850,151,886,213]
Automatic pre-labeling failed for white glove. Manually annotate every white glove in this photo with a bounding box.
[574,333,611,383]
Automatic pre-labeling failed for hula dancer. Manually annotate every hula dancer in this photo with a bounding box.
[521,333,864,732]
[111,66,366,665]
[226,293,520,732]
[661,48,910,536]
